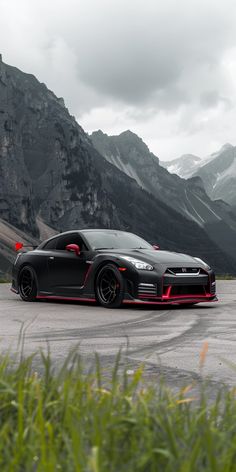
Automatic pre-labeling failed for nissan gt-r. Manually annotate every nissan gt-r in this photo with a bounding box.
[11,229,217,308]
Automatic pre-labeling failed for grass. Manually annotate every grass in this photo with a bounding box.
[216,274,236,280]
[0,278,10,283]
[0,348,236,471]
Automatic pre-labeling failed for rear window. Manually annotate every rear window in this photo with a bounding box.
[43,238,57,250]
[42,234,88,251]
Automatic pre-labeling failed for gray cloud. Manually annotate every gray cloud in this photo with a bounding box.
[0,0,236,158]
[71,0,236,109]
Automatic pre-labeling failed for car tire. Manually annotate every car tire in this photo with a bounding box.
[95,264,125,308]
[19,266,38,302]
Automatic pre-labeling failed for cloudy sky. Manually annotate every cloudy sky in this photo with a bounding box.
[1,0,236,160]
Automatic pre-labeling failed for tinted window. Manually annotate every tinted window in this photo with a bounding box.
[43,238,57,250]
[56,234,87,251]
[83,231,153,250]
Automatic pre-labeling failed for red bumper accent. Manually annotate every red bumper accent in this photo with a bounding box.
[124,296,217,305]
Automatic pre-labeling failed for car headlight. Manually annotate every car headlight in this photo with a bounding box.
[194,257,210,270]
[120,256,153,271]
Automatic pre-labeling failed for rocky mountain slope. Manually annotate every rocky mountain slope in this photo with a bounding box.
[160,143,236,207]
[160,144,232,180]
[91,130,236,265]
[193,144,236,207]
[0,219,38,279]
[0,217,56,279]
[0,57,236,274]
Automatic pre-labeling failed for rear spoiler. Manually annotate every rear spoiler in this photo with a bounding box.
[15,242,38,251]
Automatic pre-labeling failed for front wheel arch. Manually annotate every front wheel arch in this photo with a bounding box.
[18,265,38,302]
[94,260,120,281]
[93,260,121,293]
[17,263,39,288]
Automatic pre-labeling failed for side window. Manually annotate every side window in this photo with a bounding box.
[43,238,57,250]
[56,234,87,251]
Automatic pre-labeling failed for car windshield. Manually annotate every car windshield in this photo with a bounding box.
[83,231,153,250]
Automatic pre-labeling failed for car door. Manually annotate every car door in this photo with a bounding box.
[47,233,89,296]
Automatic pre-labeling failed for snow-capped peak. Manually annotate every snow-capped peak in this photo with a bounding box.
[160,154,201,179]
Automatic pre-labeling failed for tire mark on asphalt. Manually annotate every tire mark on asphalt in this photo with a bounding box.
[29,308,173,341]
[127,310,212,358]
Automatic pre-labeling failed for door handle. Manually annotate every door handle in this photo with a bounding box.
[49,256,54,260]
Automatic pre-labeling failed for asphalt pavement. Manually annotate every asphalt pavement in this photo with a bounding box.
[0,281,236,395]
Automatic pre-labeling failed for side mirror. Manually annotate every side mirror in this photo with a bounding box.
[66,244,81,256]
[153,244,160,250]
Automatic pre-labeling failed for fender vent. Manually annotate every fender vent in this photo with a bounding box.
[138,283,157,297]
[210,282,216,294]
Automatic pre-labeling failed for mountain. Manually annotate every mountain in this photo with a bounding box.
[0,219,39,279]
[160,154,201,179]
[0,217,56,279]
[160,144,236,207]
[159,145,231,181]
[0,56,236,275]
[91,130,218,226]
[193,144,236,207]
[90,129,161,192]
[91,130,236,266]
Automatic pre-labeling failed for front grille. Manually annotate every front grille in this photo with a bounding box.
[164,267,209,287]
[138,283,157,297]
[166,267,201,276]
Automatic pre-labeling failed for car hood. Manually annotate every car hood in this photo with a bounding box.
[99,249,204,267]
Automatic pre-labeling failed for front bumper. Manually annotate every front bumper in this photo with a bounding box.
[124,266,217,304]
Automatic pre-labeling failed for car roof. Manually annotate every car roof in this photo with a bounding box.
[38,229,136,248]
[48,229,133,236]
[80,229,131,234]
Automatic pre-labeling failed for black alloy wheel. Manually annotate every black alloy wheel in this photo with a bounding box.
[19,266,37,302]
[95,264,125,308]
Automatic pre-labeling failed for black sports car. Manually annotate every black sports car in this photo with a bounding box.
[11,229,217,308]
